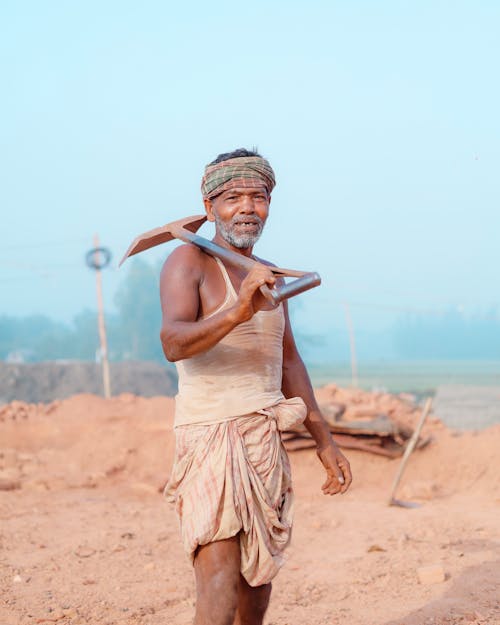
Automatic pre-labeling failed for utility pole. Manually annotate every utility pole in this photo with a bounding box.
[343,302,358,388]
[86,236,112,398]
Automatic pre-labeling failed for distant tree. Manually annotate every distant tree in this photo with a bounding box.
[70,310,101,360]
[113,257,164,361]
[0,314,68,360]
[0,259,167,363]
[31,320,73,360]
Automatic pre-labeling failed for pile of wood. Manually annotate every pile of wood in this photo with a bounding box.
[282,385,433,458]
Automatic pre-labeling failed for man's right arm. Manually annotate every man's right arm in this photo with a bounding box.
[159,245,275,362]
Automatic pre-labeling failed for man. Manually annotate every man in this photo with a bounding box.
[160,148,352,625]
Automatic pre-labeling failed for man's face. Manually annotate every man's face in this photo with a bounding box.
[204,186,270,250]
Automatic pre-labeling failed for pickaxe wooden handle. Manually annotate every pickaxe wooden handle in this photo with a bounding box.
[120,214,321,306]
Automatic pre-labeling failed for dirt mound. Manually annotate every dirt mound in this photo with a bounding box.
[315,383,429,430]
[0,361,177,403]
[0,394,175,493]
[1,392,498,498]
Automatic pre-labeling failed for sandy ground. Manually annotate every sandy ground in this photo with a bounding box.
[1,393,499,625]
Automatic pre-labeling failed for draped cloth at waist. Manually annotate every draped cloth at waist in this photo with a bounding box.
[164,398,307,586]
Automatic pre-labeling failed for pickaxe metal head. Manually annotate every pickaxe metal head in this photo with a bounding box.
[119,214,208,266]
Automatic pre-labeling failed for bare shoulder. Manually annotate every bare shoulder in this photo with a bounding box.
[160,243,205,283]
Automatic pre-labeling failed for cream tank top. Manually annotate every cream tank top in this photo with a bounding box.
[173,257,286,427]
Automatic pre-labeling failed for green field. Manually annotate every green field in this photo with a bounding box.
[307,360,500,394]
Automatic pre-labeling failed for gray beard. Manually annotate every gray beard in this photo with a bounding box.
[214,214,264,249]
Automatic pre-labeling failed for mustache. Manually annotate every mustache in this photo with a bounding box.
[230,215,264,227]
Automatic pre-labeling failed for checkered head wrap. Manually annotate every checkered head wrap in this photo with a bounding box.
[201,156,276,200]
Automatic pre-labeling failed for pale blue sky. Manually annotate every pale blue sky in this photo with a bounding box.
[1,1,499,340]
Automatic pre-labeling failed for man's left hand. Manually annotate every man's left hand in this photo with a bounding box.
[316,443,352,495]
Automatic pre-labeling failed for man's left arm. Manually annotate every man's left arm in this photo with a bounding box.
[281,300,352,495]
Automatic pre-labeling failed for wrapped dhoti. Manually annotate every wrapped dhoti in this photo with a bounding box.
[166,254,307,586]
[165,400,305,587]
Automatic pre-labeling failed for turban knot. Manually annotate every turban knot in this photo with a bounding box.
[201,156,276,200]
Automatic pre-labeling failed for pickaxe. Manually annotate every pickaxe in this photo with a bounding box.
[120,214,321,306]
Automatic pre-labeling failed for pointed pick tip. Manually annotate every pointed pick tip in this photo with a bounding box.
[118,214,208,267]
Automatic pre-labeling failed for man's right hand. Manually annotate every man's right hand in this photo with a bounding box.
[232,263,277,322]
[160,247,278,362]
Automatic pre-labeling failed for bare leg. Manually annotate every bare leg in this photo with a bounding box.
[233,574,272,625]
[193,536,241,625]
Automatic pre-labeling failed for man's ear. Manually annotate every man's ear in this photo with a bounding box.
[204,198,215,222]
